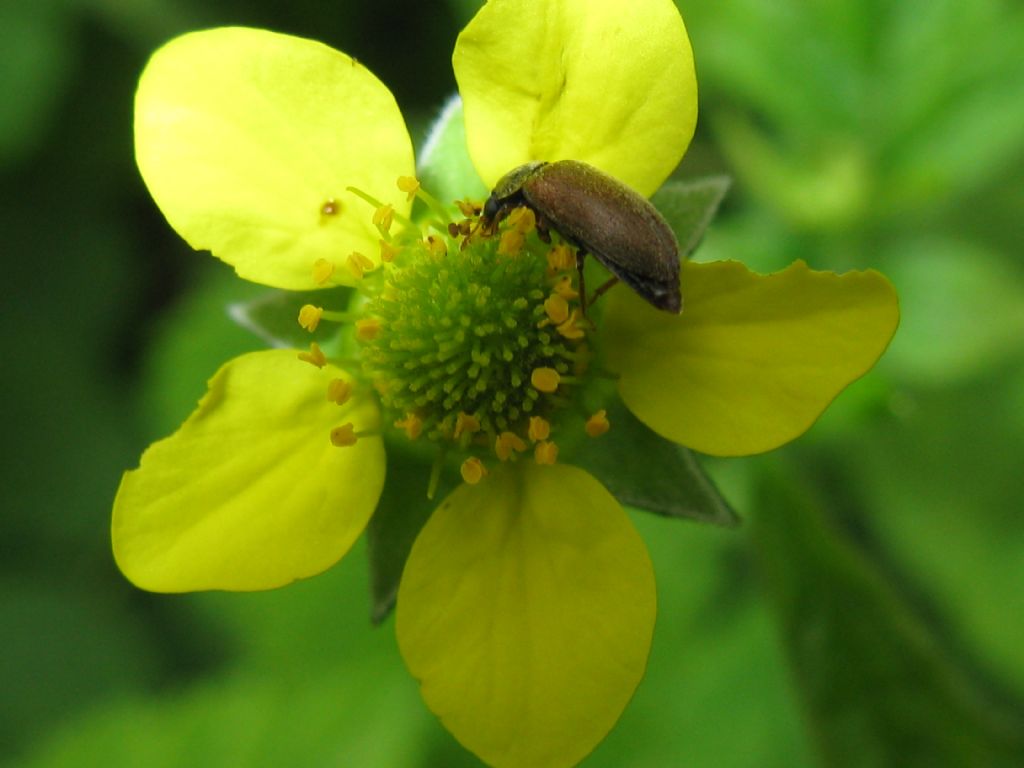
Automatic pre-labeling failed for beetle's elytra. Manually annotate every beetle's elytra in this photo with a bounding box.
[480,160,682,314]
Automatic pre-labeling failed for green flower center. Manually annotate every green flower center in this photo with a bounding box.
[361,231,579,441]
[299,182,612,487]
[358,196,598,466]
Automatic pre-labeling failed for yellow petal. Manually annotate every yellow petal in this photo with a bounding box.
[135,27,414,289]
[454,0,696,195]
[112,350,385,592]
[604,260,899,456]
[397,463,654,768]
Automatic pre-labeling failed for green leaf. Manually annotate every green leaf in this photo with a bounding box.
[19,662,428,768]
[571,398,740,527]
[650,175,731,260]
[0,0,72,166]
[416,94,488,205]
[752,459,1024,768]
[880,237,1024,385]
[229,285,352,350]
[365,445,454,624]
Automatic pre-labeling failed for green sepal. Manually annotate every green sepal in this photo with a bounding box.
[651,175,731,260]
[415,94,489,206]
[365,444,456,625]
[571,398,740,527]
[228,286,352,349]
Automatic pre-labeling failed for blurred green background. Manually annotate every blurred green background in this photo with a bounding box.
[2,0,1023,765]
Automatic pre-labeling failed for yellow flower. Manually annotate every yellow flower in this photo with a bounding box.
[114,3,899,767]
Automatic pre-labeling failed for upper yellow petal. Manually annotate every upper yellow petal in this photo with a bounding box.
[603,260,899,456]
[397,462,655,768]
[112,350,385,592]
[454,0,697,195]
[135,27,414,289]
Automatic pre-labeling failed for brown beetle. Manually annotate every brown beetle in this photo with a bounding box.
[480,160,681,314]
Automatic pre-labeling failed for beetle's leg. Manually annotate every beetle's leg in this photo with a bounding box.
[535,214,552,244]
[589,276,620,306]
[573,252,589,319]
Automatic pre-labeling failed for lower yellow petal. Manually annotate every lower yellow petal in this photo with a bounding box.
[603,260,899,456]
[397,462,655,768]
[112,350,385,592]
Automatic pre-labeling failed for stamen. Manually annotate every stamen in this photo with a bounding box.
[531,367,561,393]
[553,274,579,300]
[312,258,336,285]
[456,200,481,218]
[320,198,340,217]
[298,304,324,332]
[298,342,327,368]
[534,440,559,465]
[355,318,381,341]
[507,207,536,233]
[345,185,415,230]
[346,251,376,280]
[547,243,575,272]
[454,412,481,438]
[397,176,420,203]
[543,294,570,325]
[395,412,423,440]
[373,204,394,235]
[585,409,610,437]
[498,228,525,256]
[327,378,353,405]
[460,456,487,484]
[556,309,585,340]
[495,431,528,461]
[425,235,447,257]
[330,423,358,447]
[527,416,550,442]
[379,239,400,264]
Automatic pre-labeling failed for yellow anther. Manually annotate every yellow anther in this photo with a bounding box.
[298,342,327,368]
[346,251,375,280]
[425,235,447,257]
[327,378,353,405]
[495,431,528,461]
[330,423,358,447]
[556,309,585,340]
[527,416,551,442]
[456,199,480,218]
[320,198,340,217]
[534,440,559,465]
[397,175,420,202]
[547,243,575,272]
[379,239,400,264]
[498,227,525,256]
[553,274,579,300]
[355,317,381,341]
[507,206,536,233]
[543,294,570,325]
[395,412,423,440]
[585,409,610,438]
[373,204,394,234]
[312,258,336,285]
[460,456,488,485]
[298,304,323,332]
[531,367,560,393]
[454,412,481,439]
